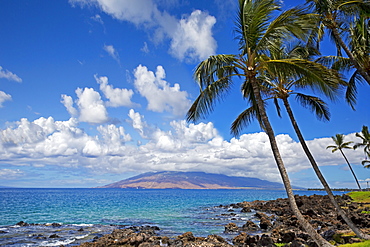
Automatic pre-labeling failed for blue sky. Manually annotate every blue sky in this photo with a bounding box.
[0,0,369,189]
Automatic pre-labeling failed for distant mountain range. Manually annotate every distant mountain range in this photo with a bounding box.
[97,171,288,189]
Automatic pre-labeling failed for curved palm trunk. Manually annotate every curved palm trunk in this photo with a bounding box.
[250,79,333,247]
[282,97,370,240]
[331,26,370,85]
[339,149,362,191]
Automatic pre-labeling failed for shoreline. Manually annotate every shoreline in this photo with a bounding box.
[74,193,370,246]
[3,192,370,246]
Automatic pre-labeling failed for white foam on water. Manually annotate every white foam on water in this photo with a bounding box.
[40,238,75,246]
[71,223,94,227]
[75,234,89,239]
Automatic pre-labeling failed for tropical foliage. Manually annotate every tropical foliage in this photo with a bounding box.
[327,134,362,190]
[186,0,370,245]
[187,0,334,245]
[232,42,367,238]
[305,0,370,83]
[306,0,370,108]
[354,126,370,167]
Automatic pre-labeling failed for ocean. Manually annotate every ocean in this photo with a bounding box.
[0,188,345,246]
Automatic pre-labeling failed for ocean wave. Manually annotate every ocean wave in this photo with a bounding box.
[71,223,94,227]
[40,239,75,246]
[75,234,90,239]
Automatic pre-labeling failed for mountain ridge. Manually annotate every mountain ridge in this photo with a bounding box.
[97,171,290,189]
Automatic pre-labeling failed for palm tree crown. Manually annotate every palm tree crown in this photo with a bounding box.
[354,125,370,167]
[231,43,342,136]
[327,133,354,152]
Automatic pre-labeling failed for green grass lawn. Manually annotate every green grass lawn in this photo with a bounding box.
[348,191,370,203]
[338,240,370,247]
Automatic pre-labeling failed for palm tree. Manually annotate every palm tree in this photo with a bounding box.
[344,15,370,107]
[232,43,369,239]
[318,14,370,108]
[187,0,332,245]
[327,134,362,190]
[306,0,370,85]
[354,125,370,167]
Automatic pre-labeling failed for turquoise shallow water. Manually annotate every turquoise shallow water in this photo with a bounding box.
[0,188,345,246]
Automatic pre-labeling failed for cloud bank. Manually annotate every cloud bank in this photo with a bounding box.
[0,112,365,187]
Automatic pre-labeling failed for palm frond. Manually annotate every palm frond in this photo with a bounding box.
[237,0,279,54]
[354,126,370,150]
[186,80,231,122]
[187,55,240,122]
[316,55,352,72]
[326,145,339,153]
[345,70,364,109]
[295,93,331,121]
[258,6,319,54]
[363,160,370,168]
[264,59,341,100]
[194,55,239,89]
[273,97,282,118]
[231,106,259,136]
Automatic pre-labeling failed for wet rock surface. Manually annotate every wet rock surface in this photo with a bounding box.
[74,194,370,246]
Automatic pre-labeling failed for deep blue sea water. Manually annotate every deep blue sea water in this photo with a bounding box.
[0,188,346,246]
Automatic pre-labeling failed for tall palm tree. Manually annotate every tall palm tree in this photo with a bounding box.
[306,0,370,85]
[232,43,369,239]
[354,125,370,167]
[327,134,362,190]
[187,0,332,245]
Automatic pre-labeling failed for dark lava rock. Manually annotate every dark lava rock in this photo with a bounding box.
[16,221,29,227]
[224,223,239,233]
[259,217,272,230]
[50,223,62,227]
[241,220,259,231]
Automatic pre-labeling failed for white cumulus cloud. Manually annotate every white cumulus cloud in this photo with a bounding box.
[128,109,148,138]
[95,75,135,107]
[61,94,78,116]
[134,65,191,117]
[75,87,109,124]
[169,10,217,61]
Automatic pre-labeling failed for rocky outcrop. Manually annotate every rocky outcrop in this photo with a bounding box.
[229,194,370,246]
[78,227,233,247]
